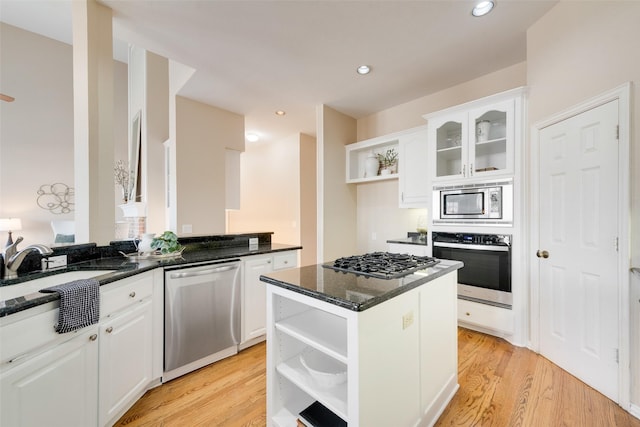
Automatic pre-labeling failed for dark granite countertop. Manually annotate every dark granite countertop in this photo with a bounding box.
[0,241,300,317]
[386,236,429,246]
[260,259,462,312]
[386,231,428,246]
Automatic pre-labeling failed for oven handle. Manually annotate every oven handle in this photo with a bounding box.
[433,242,510,252]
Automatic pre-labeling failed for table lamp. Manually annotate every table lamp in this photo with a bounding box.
[0,218,22,248]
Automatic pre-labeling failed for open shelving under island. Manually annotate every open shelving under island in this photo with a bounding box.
[260,258,463,427]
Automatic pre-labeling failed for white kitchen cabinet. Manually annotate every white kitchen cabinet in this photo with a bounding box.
[0,325,99,427]
[345,133,400,184]
[241,251,298,348]
[457,298,514,338]
[398,126,430,207]
[426,88,524,183]
[265,271,458,427]
[99,271,156,427]
[98,300,153,426]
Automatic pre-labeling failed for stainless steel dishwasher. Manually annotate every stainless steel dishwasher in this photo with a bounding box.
[163,259,241,382]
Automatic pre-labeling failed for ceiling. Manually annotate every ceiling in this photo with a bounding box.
[0,0,557,144]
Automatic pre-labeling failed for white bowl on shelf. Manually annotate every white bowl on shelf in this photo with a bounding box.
[299,349,347,389]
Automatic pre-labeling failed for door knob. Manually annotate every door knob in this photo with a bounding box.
[536,250,549,259]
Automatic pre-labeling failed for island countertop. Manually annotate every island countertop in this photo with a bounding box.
[260,258,463,312]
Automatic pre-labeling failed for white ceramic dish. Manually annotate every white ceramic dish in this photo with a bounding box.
[299,348,347,389]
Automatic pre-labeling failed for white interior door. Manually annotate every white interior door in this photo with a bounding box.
[538,99,619,401]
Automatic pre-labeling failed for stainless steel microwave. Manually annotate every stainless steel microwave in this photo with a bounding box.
[433,180,513,224]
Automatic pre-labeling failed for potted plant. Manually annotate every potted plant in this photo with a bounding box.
[377,148,398,175]
[151,231,184,255]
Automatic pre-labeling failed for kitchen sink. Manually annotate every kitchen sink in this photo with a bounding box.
[0,270,115,302]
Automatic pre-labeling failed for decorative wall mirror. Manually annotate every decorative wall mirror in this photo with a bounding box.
[129,110,142,202]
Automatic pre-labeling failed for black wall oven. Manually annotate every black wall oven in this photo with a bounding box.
[432,232,512,308]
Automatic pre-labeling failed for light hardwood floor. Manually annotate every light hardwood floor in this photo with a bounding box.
[116,328,640,426]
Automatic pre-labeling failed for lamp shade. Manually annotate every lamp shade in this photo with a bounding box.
[0,218,22,232]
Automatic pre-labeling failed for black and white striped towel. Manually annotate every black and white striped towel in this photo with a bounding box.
[40,278,100,333]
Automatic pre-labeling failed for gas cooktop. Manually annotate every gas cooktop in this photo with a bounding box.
[324,252,440,279]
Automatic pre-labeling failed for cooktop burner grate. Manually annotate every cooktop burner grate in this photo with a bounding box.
[324,252,440,279]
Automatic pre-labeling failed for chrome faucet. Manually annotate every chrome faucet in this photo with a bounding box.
[3,236,53,280]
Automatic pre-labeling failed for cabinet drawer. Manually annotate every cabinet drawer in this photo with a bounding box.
[273,252,297,270]
[0,305,60,366]
[101,274,153,317]
[458,298,513,335]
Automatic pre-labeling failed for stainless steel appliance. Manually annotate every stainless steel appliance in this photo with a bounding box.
[163,260,241,382]
[432,232,512,308]
[433,180,513,224]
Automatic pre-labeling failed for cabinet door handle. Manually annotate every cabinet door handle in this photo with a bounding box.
[89,334,98,341]
[462,165,466,177]
[267,260,271,264]
[470,163,473,176]
[129,291,136,298]
[466,312,471,316]
[106,326,114,333]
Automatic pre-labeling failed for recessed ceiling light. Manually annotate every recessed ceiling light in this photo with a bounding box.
[472,1,495,17]
[275,110,286,116]
[246,133,259,142]
[357,65,371,75]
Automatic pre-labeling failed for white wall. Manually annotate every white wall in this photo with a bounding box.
[526,0,640,409]
[0,23,127,247]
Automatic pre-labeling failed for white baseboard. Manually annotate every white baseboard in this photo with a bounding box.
[629,403,640,420]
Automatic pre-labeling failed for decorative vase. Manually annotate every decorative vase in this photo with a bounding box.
[476,120,491,142]
[364,151,379,177]
[138,233,155,255]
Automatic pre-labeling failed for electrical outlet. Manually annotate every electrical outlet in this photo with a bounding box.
[182,224,193,234]
[402,311,414,330]
[371,232,377,241]
[249,237,259,249]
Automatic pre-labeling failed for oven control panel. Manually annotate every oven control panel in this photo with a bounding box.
[432,232,510,246]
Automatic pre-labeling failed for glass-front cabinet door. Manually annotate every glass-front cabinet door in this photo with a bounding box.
[468,99,514,178]
[430,112,468,180]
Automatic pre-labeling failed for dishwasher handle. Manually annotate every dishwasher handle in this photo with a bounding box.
[169,265,237,279]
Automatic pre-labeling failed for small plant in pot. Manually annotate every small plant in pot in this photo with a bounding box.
[377,148,398,175]
[151,231,184,255]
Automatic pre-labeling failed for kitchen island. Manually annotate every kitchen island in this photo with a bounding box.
[260,257,463,427]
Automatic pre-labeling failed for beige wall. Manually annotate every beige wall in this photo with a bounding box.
[227,133,317,266]
[0,23,128,247]
[174,96,244,235]
[527,0,640,408]
[318,105,357,262]
[355,64,527,253]
[357,62,527,140]
[228,134,301,244]
[126,46,170,233]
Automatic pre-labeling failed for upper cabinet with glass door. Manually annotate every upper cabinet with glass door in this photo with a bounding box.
[426,88,524,183]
